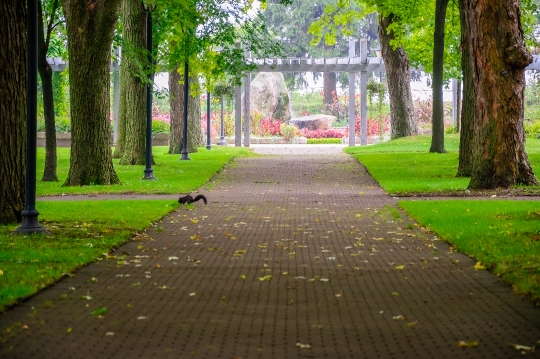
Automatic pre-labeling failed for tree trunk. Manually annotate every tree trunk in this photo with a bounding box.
[0,0,26,223]
[37,0,58,182]
[62,0,121,186]
[323,72,336,106]
[169,70,202,154]
[378,12,418,139]
[456,0,474,177]
[430,0,450,153]
[187,75,202,153]
[456,80,461,132]
[118,0,147,165]
[168,66,183,154]
[466,0,538,188]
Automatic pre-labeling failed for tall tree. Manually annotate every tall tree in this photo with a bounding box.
[168,69,202,153]
[61,0,121,186]
[465,0,538,188]
[378,11,418,138]
[115,0,147,165]
[429,0,450,153]
[38,0,61,182]
[0,0,26,224]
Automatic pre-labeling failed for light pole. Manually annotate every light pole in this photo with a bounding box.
[206,91,211,150]
[218,94,227,145]
[142,0,156,180]
[180,61,191,160]
[16,0,48,235]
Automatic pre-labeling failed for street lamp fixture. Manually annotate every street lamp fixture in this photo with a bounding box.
[142,0,156,180]
[180,61,191,160]
[218,94,227,145]
[15,0,48,235]
[374,48,382,58]
[206,91,211,150]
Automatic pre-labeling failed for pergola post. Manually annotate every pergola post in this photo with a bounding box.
[360,39,368,145]
[235,42,242,147]
[243,47,251,147]
[348,39,356,146]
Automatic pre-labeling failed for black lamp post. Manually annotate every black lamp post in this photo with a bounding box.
[15,0,47,235]
[206,92,211,150]
[180,61,191,160]
[142,0,156,180]
[218,94,227,145]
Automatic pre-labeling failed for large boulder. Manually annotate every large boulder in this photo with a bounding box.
[290,114,337,131]
[249,72,291,121]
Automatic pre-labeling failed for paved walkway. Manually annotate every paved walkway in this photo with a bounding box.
[1,145,539,358]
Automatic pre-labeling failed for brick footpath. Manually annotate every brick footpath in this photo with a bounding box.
[1,145,539,359]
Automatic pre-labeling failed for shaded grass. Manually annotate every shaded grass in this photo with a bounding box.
[344,135,540,194]
[0,200,177,312]
[37,146,253,196]
[399,200,540,303]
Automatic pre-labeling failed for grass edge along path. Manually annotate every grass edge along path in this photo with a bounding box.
[0,200,178,312]
[344,135,540,195]
[37,146,254,196]
[399,200,540,304]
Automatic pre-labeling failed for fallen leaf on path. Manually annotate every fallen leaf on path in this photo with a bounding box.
[296,343,311,349]
[91,307,108,316]
[105,332,114,336]
[474,262,485,270]
[458,341,478,348]
[189,292,196,297]
[507,342,533,352]
[168,256,179,261]
[393,315,406,320]
[391,292,400,296]
[259,275,272,281]
[395,265,405,270]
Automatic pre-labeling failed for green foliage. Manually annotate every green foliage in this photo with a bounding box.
[307,138,342,144]
[367,79,387,141]
[525,120,540,139]
[279,124,299,143]
[152,120,170,134]
[400,200,540,303]
[0,200,177,311]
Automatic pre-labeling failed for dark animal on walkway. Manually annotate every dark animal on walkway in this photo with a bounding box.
[178,194,207,205]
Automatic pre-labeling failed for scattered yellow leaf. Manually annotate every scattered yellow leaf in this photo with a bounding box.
[474,262,485,270]
[240,274,246,279]
[395,265,405,270]
[67,327,73,333]
[507,342,533,352]
[356,214,362,217]
[458,341,478,348]
[191,219,199,224]
[259,275,272,281]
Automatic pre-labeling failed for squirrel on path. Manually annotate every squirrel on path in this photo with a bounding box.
[178,194,207,205]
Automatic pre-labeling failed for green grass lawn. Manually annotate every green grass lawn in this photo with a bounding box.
[37,146,253,196]
[344,135,540,194]
[0,200,177,311]
[399,200,540,303]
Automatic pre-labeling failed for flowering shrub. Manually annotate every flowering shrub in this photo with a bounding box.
[253,117,283,137]
[153,105,170,123]
[200,112,220,139]
[354,116,390,137]
[301,128,347,139]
